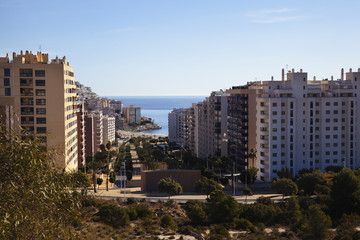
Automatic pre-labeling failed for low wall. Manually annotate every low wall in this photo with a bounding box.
[141,169,201,192]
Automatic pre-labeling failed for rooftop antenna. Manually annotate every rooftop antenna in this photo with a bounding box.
[39,44,42,52]
[286,64,289,72]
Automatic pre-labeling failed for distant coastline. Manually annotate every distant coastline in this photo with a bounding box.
[106,96,206,136]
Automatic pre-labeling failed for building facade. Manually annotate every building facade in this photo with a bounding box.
[124,105,141,124]
[103,115,115,144]
[0,51,78,171]
[256,69,360,181]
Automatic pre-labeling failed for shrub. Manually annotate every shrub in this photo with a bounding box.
[209,225,230,240]
[126,197,138,205]
[96,204,129,227]
[178,225,195,235]
[234,218,257,233]
[160,214,177,230]
[135,205,153,219]
[126,207,138,220]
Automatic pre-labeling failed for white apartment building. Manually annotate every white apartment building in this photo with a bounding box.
[256,68,360,181]
[103,115,115,144]
[168,108,183,145]
[92,111,103,152]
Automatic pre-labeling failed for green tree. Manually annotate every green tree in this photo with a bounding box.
[160,214,177,230]
[248,148,257,168]
[97,177,103,188]
[277,167,292,179]
[158,178,183,199]
[194,177,222,197]
[243,188,252,203]
[296,169,328,195]
[301,205,332,240]
[239,167,258,189]
[0,126,81,239]
[184,201,207,225]
[206,190,239,224]
[271,178,298,198]
[331,168,360,216]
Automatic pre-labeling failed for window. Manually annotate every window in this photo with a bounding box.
[35,70,45,77]
[334,102,338,106]
[326,118,330,123]
[36,89,45,96]
[5,88,11,96]
[326,102,330,106]
[272,153,277,157]
[260,102,265,107]
[272,136,277,140]
[272,145,277,149]
[36,108,46,114]
[20,69,33,77]
[273,161,277,165]
[37,127,47,134]
[272,119,277,123]
[36,99,46,105]
[36,117,46,124]
[326,110,330,114]
[272,111,277,115]
[4,78,10,86]
[35,80,45,86]
[282,103,285,107]
[316,102,319,106]
[272,103,277,107]
[272,128,277,132]
[4,68,10,76]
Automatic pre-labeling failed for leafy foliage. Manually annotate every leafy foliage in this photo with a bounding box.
[96,203,129,227]
[194,177,222,197]
[271,178,298,197]
[296,169,328,195]
[239,167,258,188]
[160,214,177,230]
[158,178,183,199]
[206,190,239,224]
[0,127,81,239]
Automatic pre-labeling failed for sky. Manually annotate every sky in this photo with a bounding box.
[1,0,360,96]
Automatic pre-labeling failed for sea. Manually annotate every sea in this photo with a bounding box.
[105,96,206,136]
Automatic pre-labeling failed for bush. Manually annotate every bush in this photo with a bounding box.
[135,205,153,219]
[160,214,177,230]
[256,197,272,205]
[96,204,129,227]
[209,225,230,240]
[234,218,257,233]
[126,207,138,220]
[184,201,207,225]
[126,197,138,205]
[178,225,195,235]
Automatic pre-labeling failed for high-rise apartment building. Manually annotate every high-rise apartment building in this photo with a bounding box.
[256,69,360,181]
[168,108,183,144]
[103,115,115,144]
[226,85,257,168]
[124,105,141,124]
[0,51,78,171]
[194,91,228,159]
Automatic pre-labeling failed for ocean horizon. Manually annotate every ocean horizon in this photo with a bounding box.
[105,96,206,136]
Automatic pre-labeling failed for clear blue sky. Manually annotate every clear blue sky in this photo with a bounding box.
[1,0,359,96]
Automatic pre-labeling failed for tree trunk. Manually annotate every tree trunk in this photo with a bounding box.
[93,172,97,193]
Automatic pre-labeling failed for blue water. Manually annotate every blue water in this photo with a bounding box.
[105,96,206,136]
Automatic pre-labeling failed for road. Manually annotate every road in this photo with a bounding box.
[88,186,284,204]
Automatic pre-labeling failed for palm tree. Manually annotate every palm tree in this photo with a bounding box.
[248,148,257,168]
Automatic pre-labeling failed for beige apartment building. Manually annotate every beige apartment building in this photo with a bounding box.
[0,51,78,171]
[124,105,141,124]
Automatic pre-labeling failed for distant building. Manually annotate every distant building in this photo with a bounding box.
[77,102,86,168]
[84,113,95,157]
[124,105,141,124]
[0,51,78,171]
[103,115,115,144]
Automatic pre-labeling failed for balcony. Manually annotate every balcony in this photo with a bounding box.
[21,99,34,106]
[20,88,33,96]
